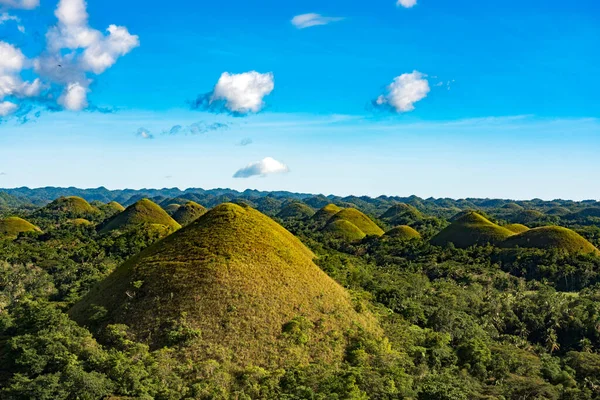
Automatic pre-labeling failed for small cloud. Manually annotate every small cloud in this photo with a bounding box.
[164,175,173,179]
[190,71,274,115]
[136,127,154,139]
[397,0,417,8]
[0,172,7,176]
[373,70,430,113]
[163,121,229,135]
[238,137,253,146]
[233,157,289,178]
[434,82,444,87]
[0,0,39,9]
[291,13,344,29]
[0,101,18,117]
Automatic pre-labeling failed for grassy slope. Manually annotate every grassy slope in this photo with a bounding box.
[380,203,423,221]
[322,219,366,241]
[277,202,315,219]
[42,196,99,216]
[328,208,384,236]
[98,199,181,234]
[0,217,41,239]
[106,201,125,212]
[431,212,515,248]
[504,224,530,234]
[171,201,207,226]
[71,203,378,369]
[311,204,343,227]
[502,226,600,255]
[384,225,422,240]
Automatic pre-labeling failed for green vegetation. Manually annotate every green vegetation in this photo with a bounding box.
[384,225,421,240]
[502,226,600,254]
[98,199,181,234]
[163,203,181,215]
[431,211,514,248]
[35,196,99,221]
[2,189,600,399]
[504,223,530,233]
[380,203,423,226]
[276,201,315,220]
[322,219,366,241]
[328,208,384,236]
[0,217,41,239]
[171,201,207,226]
[71,203,378,369]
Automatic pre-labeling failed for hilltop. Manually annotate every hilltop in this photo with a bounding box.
[71,203,378,368]
[380,203,423,226]
[322,219,366,241]
[311,204,343,227]
[276,202,315,220]
[504,223,530,234]
[98,199,181,234]
[327,208,384,236]
[384,225,421,240]
[171,201,207,226]
[0,217,41,239]
[431,212,515,248]
[502,226,600,255]
[36,196,99,219]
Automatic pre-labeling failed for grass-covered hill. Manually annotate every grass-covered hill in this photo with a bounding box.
[328,208,384,237]
[98,199,181,234]
[276,201,315,220]
[171,201,207,226]
[431,211,515,248]
[322,219,366,241]
[68,218,94,227]
[0,216,41,239]
[504,223,530,234]
[163,203,182,215]
[380,203,423,226]
[36,196,99,219]
[71,203,378,368]
[502,226,600,255]
[311,204,343,227]
[384,225,421,240]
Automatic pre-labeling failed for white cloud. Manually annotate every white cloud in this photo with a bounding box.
[0,0,39,9]
[210,71,274,114]
[233,157,289,178]
[0,100,17,116]
[58,82,88,111]
[291,13,344,29]
[397,0,417,8]
[376,70,430,112]
[33,0,139,112]
[0,41,42,106]
[136,127,154,139]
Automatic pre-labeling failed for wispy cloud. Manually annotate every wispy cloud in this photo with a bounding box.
[0,172,7,176]
[233,157,289,178]
[0,12,25,32]
[397,0,417,8]
[0,0,39,9]
[136,127,153,139]
[238,137,253,146]
[373,71,430,113]
[190,71,274,115]
[162,121,229,135]
[291,13,344,29]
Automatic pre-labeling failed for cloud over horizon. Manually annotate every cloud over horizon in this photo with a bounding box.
[374,70,430,113]
[291,13,344,29]
[136,127,153,139]
[233,157,289,178]
[397,0,417,8]
[190,71,274,115]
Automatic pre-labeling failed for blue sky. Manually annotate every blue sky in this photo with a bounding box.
[0,0,599,199]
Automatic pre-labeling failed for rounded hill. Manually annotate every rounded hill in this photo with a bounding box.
[39,196,99,218]
[171,201,207,226]
[431,212,515,248]
[98,199,181,234]
[384,225,421,240]
[277,202,315,220]
[501,226,600,255]
[311,204,343,227]
[328,208,384,236]
[71,203,378,368]
[504,223,530,234]
[0,217,41,239]
[322,219,366,241]
[380,203,423,225]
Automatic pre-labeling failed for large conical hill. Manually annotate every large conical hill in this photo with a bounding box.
[501,226,600,255]
[98,199,181,234]
[311,204,343,227]
[327,208,384,236]
[431,212,515,248]
[383,225,421,240]
[380,203,423,225]
[38,196,99,218]
[322,219,366,241]
[277,202,315,220]
[70,203,378,368]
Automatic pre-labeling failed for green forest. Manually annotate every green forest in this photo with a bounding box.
[2,187,600,399]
